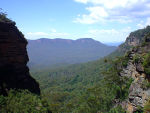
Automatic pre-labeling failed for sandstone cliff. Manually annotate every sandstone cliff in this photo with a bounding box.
[0,21,40,95]
[119,32,150,112]
[110,26,150,57]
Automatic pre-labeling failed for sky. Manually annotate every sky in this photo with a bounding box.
[1,0,150,43]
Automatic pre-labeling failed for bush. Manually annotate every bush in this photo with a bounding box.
[108,105,126,113]
[133,54,141,63]
[0,9,13,22]
[144,99,150,112]
[134,106,143,113]
[142,52,150,77]
[141,79,150,90]
[0,89,51,113]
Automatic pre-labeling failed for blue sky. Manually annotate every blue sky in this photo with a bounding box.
[1,0,150,43]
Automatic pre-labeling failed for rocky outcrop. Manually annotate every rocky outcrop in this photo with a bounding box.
[126,36,140,46]
[111,26,150,57]
[120,49,150,112]
[126,26,150,47]
[0,21,40,95]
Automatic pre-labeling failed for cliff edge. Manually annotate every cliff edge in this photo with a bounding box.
[0,21,40,95]
[117,28,150,112]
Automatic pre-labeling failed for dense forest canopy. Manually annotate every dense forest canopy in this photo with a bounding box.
[30,26,150,113]
[1,10,150,113]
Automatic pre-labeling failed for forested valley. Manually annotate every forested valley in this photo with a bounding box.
[1,10,150,113]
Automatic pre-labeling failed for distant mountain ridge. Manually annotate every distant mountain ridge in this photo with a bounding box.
[27,38,117,69]
[29,38,103,44]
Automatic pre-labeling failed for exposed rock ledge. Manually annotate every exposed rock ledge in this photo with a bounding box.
[120,50,150,113]
[0,21,40,95]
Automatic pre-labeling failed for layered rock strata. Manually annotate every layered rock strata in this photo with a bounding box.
[0,21,40,95]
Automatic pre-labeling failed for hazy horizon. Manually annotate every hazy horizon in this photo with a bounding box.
[27,37,123,46]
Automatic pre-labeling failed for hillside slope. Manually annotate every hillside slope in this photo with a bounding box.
[31,26,150,113]
[27,38,116,68]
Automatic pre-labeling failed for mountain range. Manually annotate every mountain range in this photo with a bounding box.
[27,38,117,68]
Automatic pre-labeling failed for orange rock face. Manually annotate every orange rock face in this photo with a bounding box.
[127,102,134,113]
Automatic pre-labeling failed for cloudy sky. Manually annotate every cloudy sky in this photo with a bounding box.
[1,0,150,43]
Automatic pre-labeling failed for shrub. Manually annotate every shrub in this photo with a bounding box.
[142,52,150,77]
[134,106,143,113]
[133,54,141,63]
[0,9,13,22]
[144,98,150,112]
[141,79,150,90]
[0,89,51,113]
[108,105,126,113]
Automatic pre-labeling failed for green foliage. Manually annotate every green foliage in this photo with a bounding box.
[141,79,150,90]
[0,9,13,22]
[134,106,143,113]
[120,56,129,68]
[133,54,141,63]
[108,105,126,113]
[141,41,147,47]
[2,10,150,113]
[29,26,150,113]
[144,99,150,113]
[141,32,150,47]
[110,26,150,58]
[103,58,133,101]
[31,55,132,113]
[130,26,150,41]
[143,52,150,76]
[28,38,116,70]
[0,90,51,113]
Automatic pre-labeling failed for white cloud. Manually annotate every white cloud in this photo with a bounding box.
[50,32,70,37]
[84,27,132,42]
[146,17,150,26]
[74,6,108,24]
[75,0,140,9]
[26,31,70,40]
[75,0,88,4]
[74,14,98,24]
[74,0,150,24]
[137,18,150,28]
[25,28,132,43]
[87,6,108,18]
[137,21,144,28]
[50,28,57,33]
[27,32,49,39]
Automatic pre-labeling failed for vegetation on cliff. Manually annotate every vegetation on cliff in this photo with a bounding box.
[0,11,51,113]
[31,55,133,112]
[0,9,13,23]
[31,26,150,113]
[1,11,150,113]
[144,99,150,112]
[0,90,51,113]
[110,26,150,57]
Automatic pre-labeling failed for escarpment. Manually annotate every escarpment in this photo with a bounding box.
[111,26,150,57]
[0,21,40,95]
[119,32,150,112]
